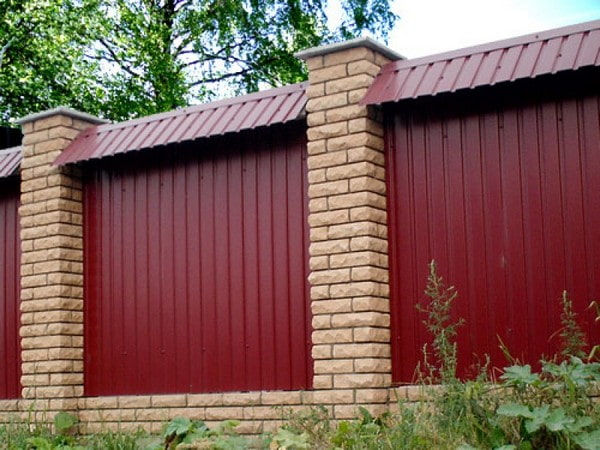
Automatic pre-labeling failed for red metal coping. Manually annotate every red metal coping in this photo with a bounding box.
[362,19,600,105]
[55,82,308,165]
[0,147,21,179]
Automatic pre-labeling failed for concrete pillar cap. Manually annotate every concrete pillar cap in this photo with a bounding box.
[295,36,404,61]
[14,107,109,126]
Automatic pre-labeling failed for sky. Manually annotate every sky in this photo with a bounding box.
[335,0,600,58]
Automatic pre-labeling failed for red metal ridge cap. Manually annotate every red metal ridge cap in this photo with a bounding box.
[0,146,22,179]
[362,19,600,105]
[55,82,308,166]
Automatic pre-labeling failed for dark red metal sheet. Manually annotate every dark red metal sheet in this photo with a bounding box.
[386,90,600,382]
[56,83,307,166]
[363,20,600,104]
[0,147,21,179]
[84,122,311,396]
[0,177,21,398]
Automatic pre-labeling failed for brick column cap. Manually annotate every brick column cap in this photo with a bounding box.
[14,107,109,126]
[295,36,404,61]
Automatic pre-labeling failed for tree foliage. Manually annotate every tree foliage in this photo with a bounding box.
[0,0,397,124]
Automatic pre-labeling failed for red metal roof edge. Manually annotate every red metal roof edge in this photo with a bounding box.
[96,81,308,134]
[380,19,600,73]
[0,146,22,179]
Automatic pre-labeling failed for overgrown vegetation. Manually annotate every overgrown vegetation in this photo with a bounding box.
[1,261,598,449]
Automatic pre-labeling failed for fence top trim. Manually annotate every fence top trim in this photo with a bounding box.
[362,19,600,105]
[0,146,21,179]
[54,82,308,166]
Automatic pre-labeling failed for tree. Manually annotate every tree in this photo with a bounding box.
[0,0,397,124]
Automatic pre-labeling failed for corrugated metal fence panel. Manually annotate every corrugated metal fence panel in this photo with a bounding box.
[0,178,21,398]
[84,123,312,396]
[386,91,600,382]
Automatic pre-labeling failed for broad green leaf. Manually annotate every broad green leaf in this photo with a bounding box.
[544,408,574,432]
[573,430,600,450]
[566,416,593,432]
[54,411,77,432]
[523,405,550,434]
[496,403,533,418]
[500,365,540,386]
[164,416,192,437]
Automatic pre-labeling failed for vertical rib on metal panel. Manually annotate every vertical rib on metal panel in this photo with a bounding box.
[387,92,600,382]
[0,178,20,399]
[84,123,311,395]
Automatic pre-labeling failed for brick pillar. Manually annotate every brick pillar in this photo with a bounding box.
[15,108,107,414]
[297,39,402,418]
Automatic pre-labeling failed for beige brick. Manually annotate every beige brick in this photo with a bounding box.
[151,394,186,407]
[22,130,49,145]
[314,360,353,374]
[309,64,347,84]
[328,191,385,210]
[261,391,302,405]
[331,311,389,328]
[49,373,83,385]
[305,55,324,70]
[323,47,374,66]
[48,126,80,140]
[350,206,387,224]
[311,285,330,300]
[34,137,72,155]
[349,87,370,103]
[329,281,385,298]
[313,374,333,389]
[132,408,170,421]
[310,226,328,241]
[348,145,385,164]
[307,111,326,126]
[349,176,386,194]
[309,255,329,270]
[311,389,355,404]
[334,373,389,389]
[354,359,392,373]
[325,75,374,95]
[308,268,351,285]
[348,118,384,136]
[187,393,224,407]
[312,344,332,359]
[312,315,331,329]
[311,298,352,314]
[243,406,284,420]
[222,392,261,406]
[306,92,348,112]
[33,115,73,131]
[326,161,379,180]
[351,266,389,282]
[307,168,327,184]
[347,60,382,76]
[329,251,386,269]
[309,210,349,227]
[353,327,390,343]
[309,239,349,256]
[333,343,390,358]
[307,150,348,170]
[312,328,353,344]
[308,179,348,198]
[307,139,326,155]
[328,222,379,239]
[350,236,387,252]
[306,82,325,97]
[307,122,349,141]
